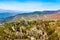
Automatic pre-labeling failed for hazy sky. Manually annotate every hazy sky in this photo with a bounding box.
[0,0,60,11]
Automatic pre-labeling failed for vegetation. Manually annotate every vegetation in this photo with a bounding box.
[0,20,60,40]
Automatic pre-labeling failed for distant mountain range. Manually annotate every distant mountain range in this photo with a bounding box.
[0,10,60,23]
[0,9,28,18]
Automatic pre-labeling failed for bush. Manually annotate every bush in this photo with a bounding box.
[48,32,59,40]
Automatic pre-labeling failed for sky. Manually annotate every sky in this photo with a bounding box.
[0,0,60,12]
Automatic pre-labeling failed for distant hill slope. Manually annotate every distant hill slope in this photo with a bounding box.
[0,13,14,19]
[42,12,60,20]
[0,10,60,23]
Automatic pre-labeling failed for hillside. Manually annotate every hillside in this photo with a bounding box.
[0,10,60,23]
[0,19,60,40]
[39,12,60,20]
[0,10,60,40]
[9,12,60,22]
